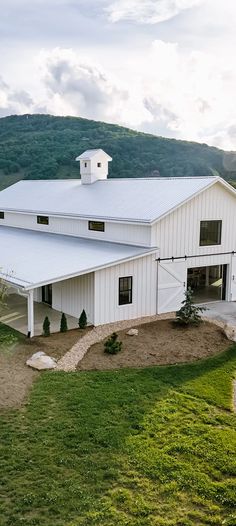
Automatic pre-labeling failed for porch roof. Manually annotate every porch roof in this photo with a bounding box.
[0,226,157,290]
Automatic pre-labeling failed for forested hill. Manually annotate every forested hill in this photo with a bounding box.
[0,114,235,190]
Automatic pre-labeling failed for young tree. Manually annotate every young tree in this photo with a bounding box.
[60,312,68,333]
[104,332,122,354]
[43,316,50,337]
[78,309,87,329]
[175,287,206,326]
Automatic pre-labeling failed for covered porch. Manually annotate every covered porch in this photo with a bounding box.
[0,293,78,336]
[0,226,156,337]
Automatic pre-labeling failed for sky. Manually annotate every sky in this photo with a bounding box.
[0,0,236,150]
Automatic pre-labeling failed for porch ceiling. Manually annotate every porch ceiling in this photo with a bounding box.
[0,226,157,290]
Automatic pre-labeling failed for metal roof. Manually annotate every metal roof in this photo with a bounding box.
[76,149,112,161]
[0,176,222,223]
[0,227,157,290]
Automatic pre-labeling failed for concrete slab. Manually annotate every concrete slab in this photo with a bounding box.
[200,301,236,326]
[0,294,78,336]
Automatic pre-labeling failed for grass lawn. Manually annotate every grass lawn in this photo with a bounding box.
[0,322,23,348]
[0,347,236,525]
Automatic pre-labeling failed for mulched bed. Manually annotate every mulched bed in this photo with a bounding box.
[0,328,92,409]
[78,319,229,371]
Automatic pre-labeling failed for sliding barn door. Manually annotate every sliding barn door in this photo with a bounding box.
[157,261,186,314]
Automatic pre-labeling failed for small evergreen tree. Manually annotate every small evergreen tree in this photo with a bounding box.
[60,312,68,333]
[104,332,122,354]
[43,316,50,336]
[175,287,205,326]
[78,309,87,329]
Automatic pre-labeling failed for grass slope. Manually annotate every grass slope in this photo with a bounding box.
[0,347,236,525]
[0,114,236,190]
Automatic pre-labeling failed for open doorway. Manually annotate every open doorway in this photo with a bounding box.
[42,284,52,306]
[187,265,227,303]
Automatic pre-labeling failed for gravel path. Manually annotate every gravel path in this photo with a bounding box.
[56,313,174,371]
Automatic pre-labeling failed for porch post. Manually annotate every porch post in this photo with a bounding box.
[27,290,34,338]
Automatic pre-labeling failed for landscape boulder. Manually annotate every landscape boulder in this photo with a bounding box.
[26,351,57,370]
[126,328,139,336]
[223,323,236,342]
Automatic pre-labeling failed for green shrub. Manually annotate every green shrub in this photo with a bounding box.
[43,316,50,337]
[60,312,68,333]
[175,287,206,327]
[78,309,87,329]
[104,332,122,354]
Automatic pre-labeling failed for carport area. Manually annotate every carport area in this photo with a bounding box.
[0,226,156,337]
[0,294,78,336]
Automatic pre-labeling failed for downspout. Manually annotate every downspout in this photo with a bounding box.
[17,288,34,338]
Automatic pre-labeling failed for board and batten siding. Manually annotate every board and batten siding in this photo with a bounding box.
[1,211,151,247]
[94,254,157,325]
[151,182,236,258]
[153,182,236,312]
[52,273,94,324]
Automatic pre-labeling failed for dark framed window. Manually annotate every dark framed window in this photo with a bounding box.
[37,215,49,225]
[84,162,87,168]
[88,220,105,232]
[200,220,222,246]
[0,211,4,219]
[119,276,133,305]
[97,162,101,167]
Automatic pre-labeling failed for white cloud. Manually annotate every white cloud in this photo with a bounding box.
[38,48,150,125]
[140,39,236,149]
[105,0,204,24]
[0,77,34,117]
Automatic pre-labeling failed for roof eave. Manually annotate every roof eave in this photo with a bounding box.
[0,247,159,291]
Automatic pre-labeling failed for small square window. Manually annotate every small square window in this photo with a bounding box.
[0,211,4,219]
[37,215,49,225]
[97,162,101,168]
[119,276,133,305]
[88,221,105,232]
[200,220,222,246]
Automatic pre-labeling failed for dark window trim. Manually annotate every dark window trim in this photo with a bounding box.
[199,220,222,247]
[88,220,105,232]
[119,276,133,306]
[0,211,4,219]
[37,215,49,225]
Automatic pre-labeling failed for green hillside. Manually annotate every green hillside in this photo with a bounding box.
[0,114,235,190]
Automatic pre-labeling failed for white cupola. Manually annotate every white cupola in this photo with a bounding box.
[75,149,112,184]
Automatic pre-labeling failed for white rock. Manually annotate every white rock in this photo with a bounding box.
[26,352,57,370]
[223,323,236,342]
[126,328,139,336]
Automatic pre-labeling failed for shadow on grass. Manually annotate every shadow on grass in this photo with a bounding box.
[0,346,236,525]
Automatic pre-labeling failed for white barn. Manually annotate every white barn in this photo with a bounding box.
[0,148,236,336]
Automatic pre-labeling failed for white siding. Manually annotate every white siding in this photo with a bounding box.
[151,182,236,258]
[94,254,157,325]
[152,182,236,312]
[52,273,94,324]
[1,212,151,247]
[33,288,42,302]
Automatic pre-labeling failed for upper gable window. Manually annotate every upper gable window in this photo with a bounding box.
[0,211,4,219]
[84,162,87,168]
[37,215,49,226]
[88,220,105,232]
[200,220,222,246]
[97,162,101,168]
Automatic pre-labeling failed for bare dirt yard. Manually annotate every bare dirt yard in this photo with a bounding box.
[78,319,229,371]
[0,328,91,409]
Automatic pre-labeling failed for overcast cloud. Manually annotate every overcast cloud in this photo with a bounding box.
[0,0,236,150]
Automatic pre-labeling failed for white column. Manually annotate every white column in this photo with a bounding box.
[27,290,34,338]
